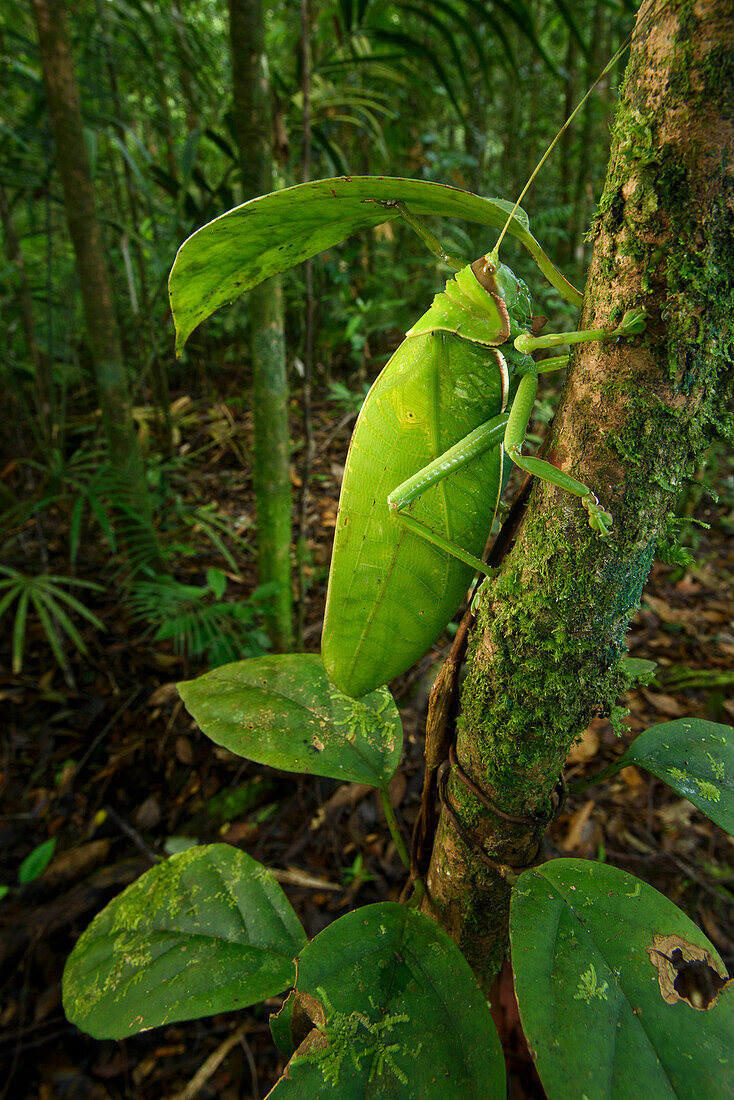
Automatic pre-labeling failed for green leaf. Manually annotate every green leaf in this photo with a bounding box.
[177,654,403,789]
[169,176,582,353]
[11,588,29,675]
[622,719,734,835]
[18,837,57,884]
[206,567,227,599]
[62,844,307,1039]
[0,885,9,901]
[620,656,657,682]
[35,581,106,631]
[511,859,734,1100]
[30,593,68,672]
[368,28,466,120]
[270,903,505,1097]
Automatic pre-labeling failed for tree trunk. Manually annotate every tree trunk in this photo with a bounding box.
[31,0,159,556]
[423,0,733,993]
[228,0,293,651]
[96,0,173,452]
[0,183,53,448]
[295,0,315,648]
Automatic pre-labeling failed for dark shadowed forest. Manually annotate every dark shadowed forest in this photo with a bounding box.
[1,0,732,1097]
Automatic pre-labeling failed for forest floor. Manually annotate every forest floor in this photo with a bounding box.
[1,390,733,1100]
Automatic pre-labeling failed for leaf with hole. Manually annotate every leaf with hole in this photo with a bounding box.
[269,902,505,1097]
[62,844,306,1039]
[511,858,734,1099]
[177,654,403,788]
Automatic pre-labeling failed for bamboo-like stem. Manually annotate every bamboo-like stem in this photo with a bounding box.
[379,788,411,871]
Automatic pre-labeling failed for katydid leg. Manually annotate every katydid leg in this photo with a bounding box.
[514,307,645,355]
[537,354,569,374]
[383,200,467,270]
[504,373,613,535]
[387,413,509,574]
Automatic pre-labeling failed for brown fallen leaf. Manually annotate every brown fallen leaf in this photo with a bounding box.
[561,799,595,852]
[37,838,111,891]
[175,735,195,764]
[641,689,683,717]
[566,723,600,764]
[147,682,180,707]
[643,594,689,625]
[134,795,162,831]
[621,765,645,790]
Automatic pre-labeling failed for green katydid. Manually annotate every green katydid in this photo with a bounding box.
[167,40,644,704]
[320,41,645,700]
[321,225,644,698]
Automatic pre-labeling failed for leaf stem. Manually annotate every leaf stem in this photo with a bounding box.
[568,757,627,795]
[406,876,426,908]
[379,787,411,871]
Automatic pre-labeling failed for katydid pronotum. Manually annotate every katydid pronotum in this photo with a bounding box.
[322,223,644,698]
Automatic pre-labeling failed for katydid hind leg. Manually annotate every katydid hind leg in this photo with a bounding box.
[387,413,509,574]
[505,372,613,536]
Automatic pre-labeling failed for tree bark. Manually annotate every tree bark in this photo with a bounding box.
[31,0,158,550]
[423,0,734,992]
[228,0,293,652]
[295,0,315,648]
[0,183,53,447]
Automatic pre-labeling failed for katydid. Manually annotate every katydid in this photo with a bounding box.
[321,35,647,700]
[321,233,643,698]
[165,30,645,705]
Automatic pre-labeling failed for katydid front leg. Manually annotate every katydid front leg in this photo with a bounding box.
[381,200,467,271]
[514,307,646,355]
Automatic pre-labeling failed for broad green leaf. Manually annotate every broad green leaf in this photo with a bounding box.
[169,176,582,353]
[623,719,734,835]
[63,844,306,1039]
[511,859,734,1100]
[270,988,300,1059]
[177,654,403,789]
[270,903,505,1097]
[18,837,56,884]
[620,656,657,682]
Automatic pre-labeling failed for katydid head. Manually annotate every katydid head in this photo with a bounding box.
[471,252,531,323]
[493,263,531,320]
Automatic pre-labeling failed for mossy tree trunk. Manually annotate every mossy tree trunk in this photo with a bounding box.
[423,0,733,992]
[32,0,159,556]
[228,0,294,653]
